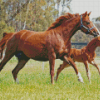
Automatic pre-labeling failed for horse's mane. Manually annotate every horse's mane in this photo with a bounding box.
[47,13,79,31]
[0,32,14,48]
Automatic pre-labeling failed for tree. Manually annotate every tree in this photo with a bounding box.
[0,0,58,39]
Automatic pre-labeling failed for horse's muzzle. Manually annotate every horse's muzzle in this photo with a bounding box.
[93,31,100,37]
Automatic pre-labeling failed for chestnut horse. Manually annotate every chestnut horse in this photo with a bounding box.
[0,12,99,84]
[56,36,100,83]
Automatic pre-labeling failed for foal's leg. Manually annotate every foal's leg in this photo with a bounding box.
[90,60,100,75]
[84,61,91,83]
[64,56,84,83]
[55,61,69,81]
[12,56,29,84]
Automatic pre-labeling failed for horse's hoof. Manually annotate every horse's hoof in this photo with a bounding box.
[78,79,84,83]
[77,72,84,83]
[15,78,19,84]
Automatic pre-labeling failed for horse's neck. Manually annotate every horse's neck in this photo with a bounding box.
[86,38,98,53]
[61,16,80,42]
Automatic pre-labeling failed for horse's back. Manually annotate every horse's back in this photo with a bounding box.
[14,30,48,60]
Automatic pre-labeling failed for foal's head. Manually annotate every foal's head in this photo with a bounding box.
[80,11,100,37]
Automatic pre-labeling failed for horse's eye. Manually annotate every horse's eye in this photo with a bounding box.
[86,22,90,25]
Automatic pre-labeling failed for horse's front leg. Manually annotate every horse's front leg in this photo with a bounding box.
[49,53,56,84]
[64,56,84,83]
[84,61,91,83]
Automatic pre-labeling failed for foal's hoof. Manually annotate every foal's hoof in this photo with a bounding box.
[54,76,57,82]
[89,80,91,84]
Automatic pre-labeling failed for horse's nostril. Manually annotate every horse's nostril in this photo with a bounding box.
[93,31,96,33]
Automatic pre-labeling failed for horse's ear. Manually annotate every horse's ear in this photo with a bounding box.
[3,32,8,37]
[88,12,91,16]
[84,11,88,16]
[82,11,88,17]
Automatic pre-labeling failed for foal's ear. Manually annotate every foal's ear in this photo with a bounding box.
[88,12,91,16]
[3,32,8,37]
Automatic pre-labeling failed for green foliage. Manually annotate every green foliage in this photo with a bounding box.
[96,17,100,21]
[0,0,59,38]
[0,21,14,39]
[0,0,100,43]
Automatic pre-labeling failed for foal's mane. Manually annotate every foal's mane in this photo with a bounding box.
[47,13,79,31]
[85,37,98,51]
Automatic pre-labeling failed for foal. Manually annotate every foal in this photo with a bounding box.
[56,36,100,83]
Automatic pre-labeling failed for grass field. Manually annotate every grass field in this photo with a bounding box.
[0,57,100,100]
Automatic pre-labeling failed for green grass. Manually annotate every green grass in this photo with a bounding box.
[0,57,100,100]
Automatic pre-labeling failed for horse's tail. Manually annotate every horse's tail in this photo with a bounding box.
[0,30,27,62]
[0,33,14,61]
[0,45,7,62]
[3,32,8,37]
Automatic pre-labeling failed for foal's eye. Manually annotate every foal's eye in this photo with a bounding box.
[86,22,90,25]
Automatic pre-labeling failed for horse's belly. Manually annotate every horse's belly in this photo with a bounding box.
[32,56,49,61]
[21,45,48,60]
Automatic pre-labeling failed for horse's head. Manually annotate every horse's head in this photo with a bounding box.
[80,11,100,37]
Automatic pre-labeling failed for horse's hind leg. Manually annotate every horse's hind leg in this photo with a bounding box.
[55,61,69,81]
[0,55,13,72]
[64,56,84,83]
[0,48,14,72]
[12,55,29,84]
